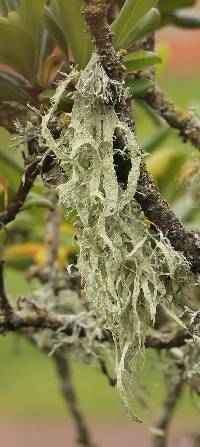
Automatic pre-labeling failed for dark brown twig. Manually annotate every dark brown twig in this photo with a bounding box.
[0,102,27,134]
[0,156,40,227]
[54,352,97,447]
[0,261,12,315]
[135,166,200,273]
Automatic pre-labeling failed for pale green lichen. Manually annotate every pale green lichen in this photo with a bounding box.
[18,277,105,362]
[40,54,190,420]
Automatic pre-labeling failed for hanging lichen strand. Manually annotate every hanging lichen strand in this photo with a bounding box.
[41,54,189,420]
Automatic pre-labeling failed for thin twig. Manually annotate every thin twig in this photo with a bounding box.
[0,102,27,134]
[0,261,12,315]
[145,85,200,150]
[153,370,184,447]
[0,156,40,227]
[98,357,116,386]
[54,351,97,447]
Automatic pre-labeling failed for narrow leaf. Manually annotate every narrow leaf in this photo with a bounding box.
[19,0,44,39]
[158,0,195,14]
[111,0,158,48]
[44,6,68,58]
[41,54,62,88]
[125,77,154,97]
[56,0,92,68]
[0,174,8,208]
[0,143,23,173]
[120,8,160,49]
[0,18,37,82]
[0,70,31,103]
[39,88,72,105]
[172,10,200,28]
[142,127,170,153]
[124,50,161,73]
[22,193,55,211]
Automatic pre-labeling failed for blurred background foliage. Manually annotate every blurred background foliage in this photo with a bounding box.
[0,0,199,427]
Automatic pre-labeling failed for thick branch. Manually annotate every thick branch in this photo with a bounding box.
[82,0,124,80]
[145,86,200,150]
[82,0,200,273]
[135,165,200,273]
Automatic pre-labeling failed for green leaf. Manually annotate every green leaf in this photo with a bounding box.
[7,10,21,26]
[120,8,160,49]
[0,70,31,103]
[38,88,72,105]
[44,7,68,58]
[19,0,44,39]
[158,0,195,14]
[125,77,154,97]
[124,50,161,73]
[142,127,170,153]
[0,17,37,83]
[56,0,92,68]
[0,143,23,174]
[22,193,55,211]
[0,0,19,16]
[171,10,200,28]
[111,0,159,49]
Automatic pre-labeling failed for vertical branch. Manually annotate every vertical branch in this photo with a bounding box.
[54,352,97,447]
[0,261,12,315]
[153,371,184,447]
[82,0,124,80]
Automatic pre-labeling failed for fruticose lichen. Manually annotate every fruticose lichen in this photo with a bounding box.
[40,54,190,420]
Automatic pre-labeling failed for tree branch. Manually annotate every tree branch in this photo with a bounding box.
[145,86,200,150]
[54,351,97,447]
[153,371,184,447]
[0,303,192,351]
[0,102,27,134]
[135,166,200,273]
[0,261,12,315]
[0,156,40,227]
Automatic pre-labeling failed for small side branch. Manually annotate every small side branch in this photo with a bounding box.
[153,371,184,447]
[0,156,40,227]
[0,102,27,134]
[145,86,200,150]
[54,352,97,447]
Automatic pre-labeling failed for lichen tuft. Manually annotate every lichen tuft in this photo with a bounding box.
[40,54,190,420]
